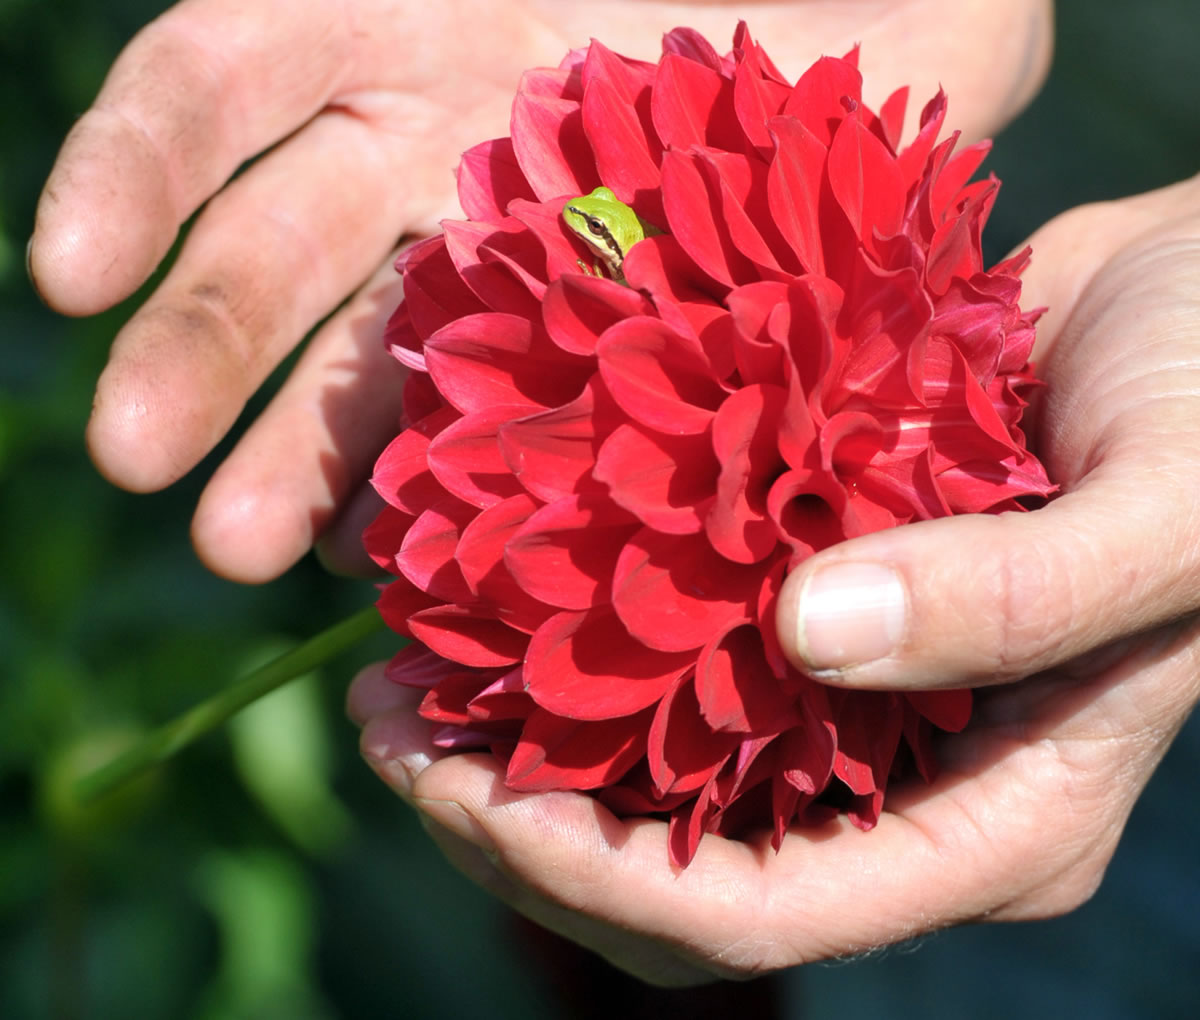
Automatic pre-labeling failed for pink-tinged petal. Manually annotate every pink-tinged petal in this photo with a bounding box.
[925,184,996,297]
[695,624,800,734]
[456,137,537,222]
[661,26,724,71]
[648,676,738,796]
[385,643,466,690]
[505,494,638,610]
[375,578,440,640]
[766,116,828,275]
[407,604,529,667]
[541,274,656,356]
[467,667,535,723]
[583,75,667,226]
[362,505,415,575]
[593,423,718,533]
[906,688,972,733]
[708,384,788,563]
[783,55,862,146]
[523,607,693,720]
[370,405,459,513]
[426,405,528,508]
[401,238,490,340]
[936,457,1055,512]
[930,273,1023,384]
[612,529,762,652]
[827,114,905,251]
[597,316,726,434]
[651,53,741,153]
[499,377,621,504]
[506,705,653,791]
[397,499,477,602]
[521,65,581,101]
[424,312,591,415]
[582,37,658,97]
[441,220,544,317]
[510,90,599,200]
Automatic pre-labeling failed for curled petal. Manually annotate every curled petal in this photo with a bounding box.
[695,624,800,734]
[507,706,653,791]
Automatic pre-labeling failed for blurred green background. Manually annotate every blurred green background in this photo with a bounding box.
[2,2,1198,1018]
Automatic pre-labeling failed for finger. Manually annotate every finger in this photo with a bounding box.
[408,619,1200,978]
[189,254,406,582]
[314,482,389,579]
[85,110,410,494]
[351,662,444,799]
[777,184,1200,690]
[27,0,382,315]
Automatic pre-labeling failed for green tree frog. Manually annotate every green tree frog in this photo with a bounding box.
[561,186,657,285]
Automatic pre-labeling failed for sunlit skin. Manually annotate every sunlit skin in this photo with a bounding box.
[30,0,1200,988]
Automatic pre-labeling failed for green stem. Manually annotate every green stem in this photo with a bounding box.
[74,604,390,805]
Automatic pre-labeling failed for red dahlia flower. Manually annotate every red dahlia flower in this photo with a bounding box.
[365,24,1054,866]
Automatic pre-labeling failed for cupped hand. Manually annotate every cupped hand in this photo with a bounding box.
[31,0,1050,582]
[349,179,1200,984]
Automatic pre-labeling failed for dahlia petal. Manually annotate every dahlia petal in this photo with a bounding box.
[453,494,558,634]
[401,237,490,340]
[370,405,460,513]
[593,423,717,533]
[362,505,415,575]
[651,53,740,154]
[766,116,828,275]
[424,312,591,414]
[766,469,848,558]
[499,377,620,503]
[596,316,726,434]
[612,529,762,652]
[733,42,792,158]
[827,114,905,252]
[708,383,788,563]
[507,197,601,284]
[668,769,720,867]
[396,500,477,603]
[467,667,535,723]
[419,672,492,726]
[505,493,638,610]
[426,404,529,508]
[375,578,441,640]
[874,85,908,153]
[784,55,862,147]
[896,88,947,187]
[506,706,652,791]
[441,220,544,316]
[907,688,972,733]
[521,65,582,101]
[936,457,1055,511]
[660,148,757,286]
[783,274,845,399]
[407,605,529,667]
[456,137,538,222]
[523,607,693,720]
[831,691,904,798]
[541,274,656,357]
[384,643,466,690]
[819,410,884,477]
[932,140,992,219]
[510,89,599,200]
[661,26,725,71]
[582,76,666,227]
[695,624,800,734]
[780,683,837,794]
[648,676,738,796]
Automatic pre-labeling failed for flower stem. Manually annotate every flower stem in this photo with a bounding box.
[74,604,390,806]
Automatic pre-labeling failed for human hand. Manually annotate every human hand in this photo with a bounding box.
[30,0,1050,583]
[348,175,1200,984]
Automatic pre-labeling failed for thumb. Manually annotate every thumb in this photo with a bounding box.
[775,458,1198,689]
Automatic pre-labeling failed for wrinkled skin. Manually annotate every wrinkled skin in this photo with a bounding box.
[33,0,1200,986]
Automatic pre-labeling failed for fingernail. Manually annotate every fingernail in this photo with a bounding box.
[796,562,906,671]
[415,797,496,854]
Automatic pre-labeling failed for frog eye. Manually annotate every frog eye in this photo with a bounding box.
[586,217,606,235]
